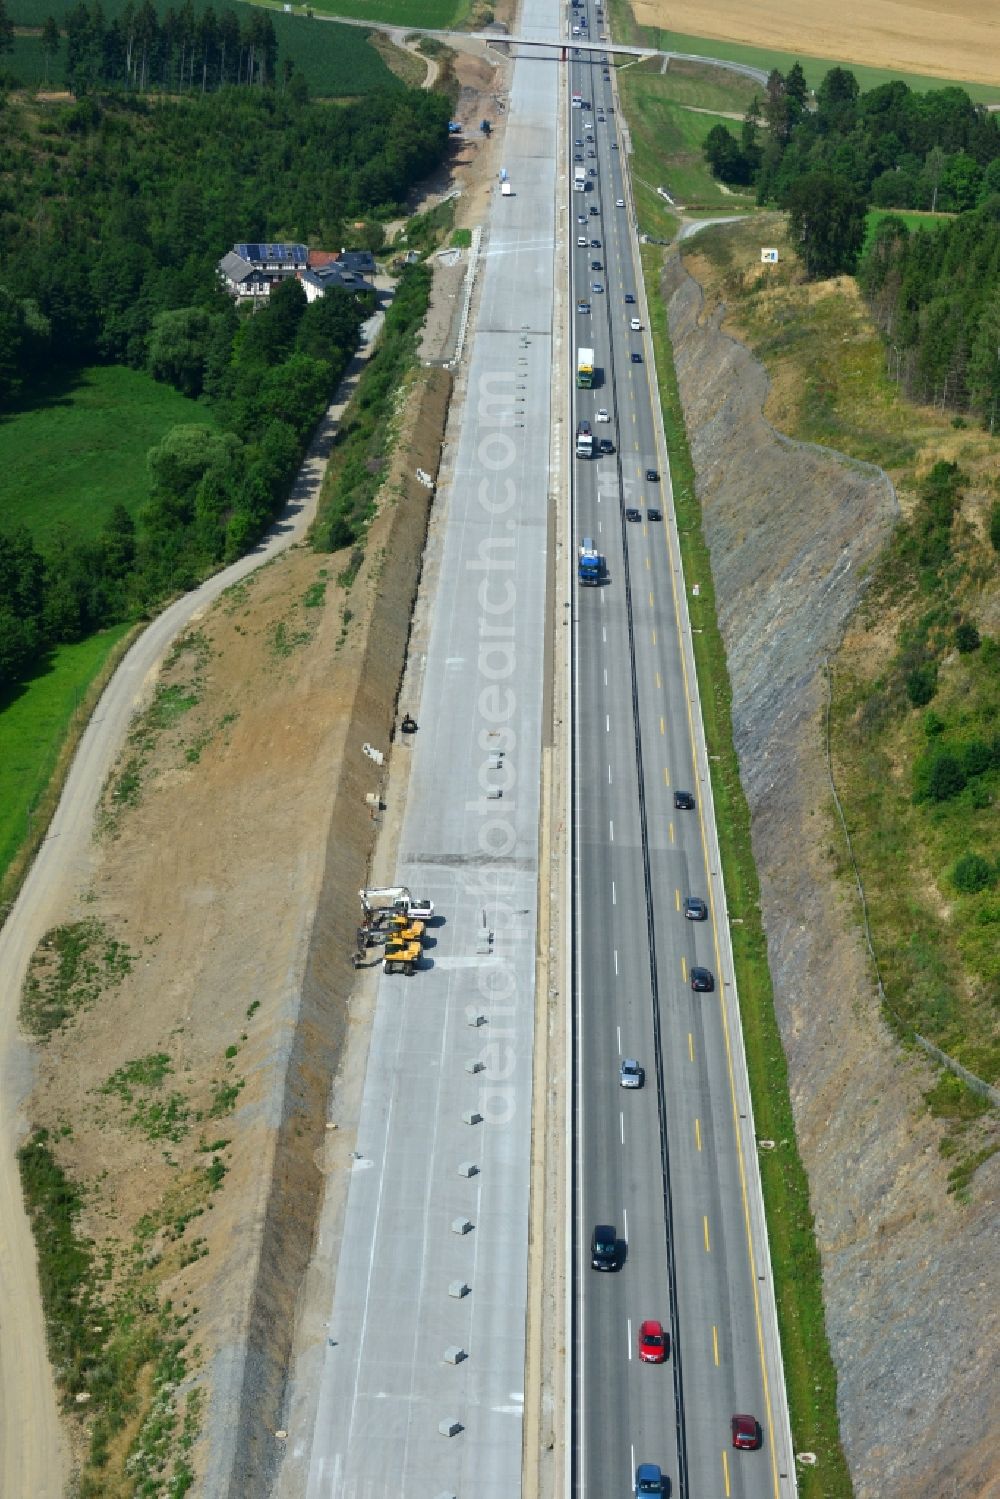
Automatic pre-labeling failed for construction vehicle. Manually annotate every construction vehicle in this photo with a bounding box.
[384,937,421,976]
[360,886,434,922]
[385,914,426,943]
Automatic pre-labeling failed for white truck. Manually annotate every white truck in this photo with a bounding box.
[359,886,434,922]
[501,181,512,197]
[574,166,587,192]
[576,421,594,458]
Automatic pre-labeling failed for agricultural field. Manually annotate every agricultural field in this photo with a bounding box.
[294,0,470,29]
[630,0,1000,94]
[0,365,212,543]
[0,624,132,897]
[7,2,402,96]
[863,209,953,253]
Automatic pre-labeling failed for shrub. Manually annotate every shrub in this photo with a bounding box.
[961,739,992,779]
[914,749,966,802]
[990,500,1000,553]
[955,621,981,653]
[906,662,937,706]
[951,853,995,894]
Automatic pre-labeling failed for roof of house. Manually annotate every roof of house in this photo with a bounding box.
[307,249,339,269]
[302,264,365,293]
[234,241,308,267]
[338,249,377,275]
[219,250,254,283]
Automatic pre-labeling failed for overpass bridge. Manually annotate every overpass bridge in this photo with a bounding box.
[299,7,771,86]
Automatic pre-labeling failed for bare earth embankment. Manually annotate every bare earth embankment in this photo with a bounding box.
[19,365,451,1495]
[633,0,1000,85]
[663,246,999,1498]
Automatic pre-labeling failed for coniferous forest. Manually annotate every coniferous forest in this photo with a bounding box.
[0,83,451,690]
[703,66,1000,421]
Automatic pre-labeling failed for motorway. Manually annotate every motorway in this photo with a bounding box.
[567,21,794,1499]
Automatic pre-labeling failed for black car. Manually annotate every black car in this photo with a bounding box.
[598,438,615,454]
[647,507,662,522]
[691,966,714,992]
[591,237,601,246]
[684,897,708,921]
[625,507,642,523]
[625,293,636,304]
[591,1223,618,1270]
[674,790,695,810]
[631,352,642,363]
[645,468,659,482]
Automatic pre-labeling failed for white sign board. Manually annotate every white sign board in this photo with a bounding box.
[761,247,779,264]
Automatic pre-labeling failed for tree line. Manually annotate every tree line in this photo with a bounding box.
[1,276,371,691]
[702,65,1000,419]
[0,86,450,691]
[861,201,1000,420]
[706,66,1000,215]
[55,0,279,93]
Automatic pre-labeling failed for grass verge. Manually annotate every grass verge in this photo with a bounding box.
[618,64,756,228]
[312,263,432,554]
[640,238,853,1495]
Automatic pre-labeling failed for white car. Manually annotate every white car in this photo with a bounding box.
[616,197,625,207]
[620,1058,644,1089]
[630,317,642,330]
[577,235,588,246]
[596,407,610,422]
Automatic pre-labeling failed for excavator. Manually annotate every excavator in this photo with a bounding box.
[383,935,421,976]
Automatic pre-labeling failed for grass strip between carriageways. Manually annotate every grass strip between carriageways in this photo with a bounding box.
[640,239,853,1498]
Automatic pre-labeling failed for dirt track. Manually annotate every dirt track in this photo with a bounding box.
[634,0,1000,85]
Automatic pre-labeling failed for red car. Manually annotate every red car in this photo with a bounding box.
[731,1414,762,1450]
[638,1320,668,1364]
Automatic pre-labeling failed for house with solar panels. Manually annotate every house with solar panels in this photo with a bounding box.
[217,242,309,300]
[218,243,377,303]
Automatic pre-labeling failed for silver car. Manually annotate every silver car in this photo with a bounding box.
[620,1058,644,1089]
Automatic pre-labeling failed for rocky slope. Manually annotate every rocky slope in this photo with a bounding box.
[663,248,999,1498]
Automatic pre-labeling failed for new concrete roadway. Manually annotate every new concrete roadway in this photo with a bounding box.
[298,2,561,1494]
[567,20,797,1499]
